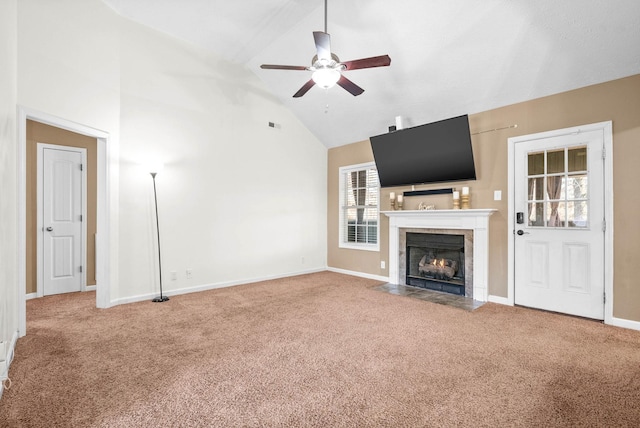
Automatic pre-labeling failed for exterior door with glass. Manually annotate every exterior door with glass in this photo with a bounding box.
[514,130,605,320]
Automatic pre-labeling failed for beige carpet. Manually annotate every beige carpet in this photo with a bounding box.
[1,271,640,427]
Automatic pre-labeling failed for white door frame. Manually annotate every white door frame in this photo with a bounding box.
[18,107,113,337]
[507,121,614,325]
[36,144,88,297]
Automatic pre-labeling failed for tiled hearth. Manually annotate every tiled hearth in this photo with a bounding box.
[373,283,485,311]
[383,209,496,302]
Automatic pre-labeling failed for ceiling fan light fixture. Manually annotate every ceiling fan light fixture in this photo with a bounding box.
[259,0,390,97]
[312,67,341,89]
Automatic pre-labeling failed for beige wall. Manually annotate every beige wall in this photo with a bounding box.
[26,120,98,293]
[328,74,640,322]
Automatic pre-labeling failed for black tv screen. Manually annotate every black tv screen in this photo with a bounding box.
[370,115,476,188]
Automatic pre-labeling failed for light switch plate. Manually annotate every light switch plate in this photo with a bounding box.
[494,190,502,201]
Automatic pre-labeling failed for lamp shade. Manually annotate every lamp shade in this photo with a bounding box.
[312,68,340,89]
[146,162,165,175]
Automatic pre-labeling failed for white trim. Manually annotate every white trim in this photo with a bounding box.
[507,121,613,323]
[0,330,19,400]
[602,123,614,326]
[18,107,113,337]
[338,162,380,252]
[609,316,640,332]
[110,268,327,306]
[36,144,88,297]
[25,293,37,301]
[488,294,511,305]
[327,267,389,282]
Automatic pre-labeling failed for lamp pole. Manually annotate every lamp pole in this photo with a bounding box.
[151,171,169,302]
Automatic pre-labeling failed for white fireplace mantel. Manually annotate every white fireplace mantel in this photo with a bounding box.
[383,209,496,302]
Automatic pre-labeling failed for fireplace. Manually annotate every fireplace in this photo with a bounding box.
[406,232,465,295]
[384,209,496,302]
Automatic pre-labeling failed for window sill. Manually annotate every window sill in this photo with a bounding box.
[339,242,380,252]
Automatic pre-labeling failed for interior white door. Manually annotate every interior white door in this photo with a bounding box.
[514,130,604,319]
[43,147,84,295]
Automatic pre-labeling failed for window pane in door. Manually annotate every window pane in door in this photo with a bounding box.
[528,152,544,175]
[547,150,565,174]
[567,201,589,228]
[528,202,544,227]
[528,177,545,200]
[568,147,587,172]
[546,176,565,201]
[546,201,566,227]
[567,174,588,199]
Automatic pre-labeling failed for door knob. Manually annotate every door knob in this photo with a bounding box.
[516,230,529,236]
[46,227,53,232]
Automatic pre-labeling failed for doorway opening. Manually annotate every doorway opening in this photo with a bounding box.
[28,121,96,297]
[18,108,112,336]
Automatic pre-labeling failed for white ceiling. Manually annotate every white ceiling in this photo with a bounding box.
[102,0,640,148]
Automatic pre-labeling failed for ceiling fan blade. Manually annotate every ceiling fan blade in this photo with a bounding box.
[293,79,316,98]
[260,64,308,71]
[341,55,391,71]
[337,75,365,96]
[313,31,332,62]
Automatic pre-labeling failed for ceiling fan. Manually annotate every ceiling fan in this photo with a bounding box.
[260,0,391,98]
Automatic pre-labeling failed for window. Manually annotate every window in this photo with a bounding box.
[339,162,379,251]
[527,146,589,228]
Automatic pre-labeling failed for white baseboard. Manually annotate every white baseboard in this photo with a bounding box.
[609,316,640,331]
[326,267,389,283]
[110,268,327,306]
[26,287,95,301]
[488,295,511,306]
[486,297,640,331]
[0,330,19,400]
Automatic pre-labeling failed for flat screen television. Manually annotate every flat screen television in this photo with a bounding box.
[370,114,476,188]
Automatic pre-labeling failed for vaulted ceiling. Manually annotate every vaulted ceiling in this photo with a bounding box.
[101,0,640,148]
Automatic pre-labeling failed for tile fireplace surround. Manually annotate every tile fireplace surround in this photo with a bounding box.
[383,209,496,302]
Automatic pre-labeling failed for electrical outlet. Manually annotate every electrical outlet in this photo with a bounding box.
[186,269,193,279]
[381,261,386,269]
[170,271,177,280]
[494,190,502,201]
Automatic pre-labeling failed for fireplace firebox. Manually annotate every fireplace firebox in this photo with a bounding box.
[406,232,465,295]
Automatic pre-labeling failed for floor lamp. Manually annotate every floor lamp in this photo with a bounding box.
[150,165,169,303]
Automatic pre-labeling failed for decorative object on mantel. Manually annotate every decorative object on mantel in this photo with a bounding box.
[418,202,435,210]
[390,192,396,210]
[452,190,460,210]
[403,188,453,197]
[461,186,470,209]
[397,194,403,210]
